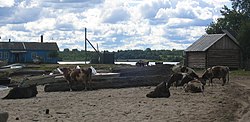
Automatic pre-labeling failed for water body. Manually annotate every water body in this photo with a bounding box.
[0,85,9,91]
[58,61,179,65]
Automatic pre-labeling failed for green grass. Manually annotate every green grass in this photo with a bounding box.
[230,69,250,77]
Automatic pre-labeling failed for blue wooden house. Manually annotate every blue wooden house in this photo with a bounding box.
[0,42,59,64]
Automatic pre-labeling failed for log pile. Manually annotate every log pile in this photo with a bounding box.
[43,64,173,92]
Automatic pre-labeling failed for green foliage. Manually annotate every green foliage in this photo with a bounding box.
[59,49,183,62]
[237,22,250,58]
[205,5,245,34]
[59,50,96,61]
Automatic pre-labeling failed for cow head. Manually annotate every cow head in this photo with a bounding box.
[201,68,211,80]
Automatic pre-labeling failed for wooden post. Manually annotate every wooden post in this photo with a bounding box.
[85,28,87,64]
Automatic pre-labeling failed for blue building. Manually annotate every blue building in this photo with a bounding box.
[0,42,59,64]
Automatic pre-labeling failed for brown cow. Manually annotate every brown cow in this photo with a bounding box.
[61,67,92,91]
[201,66,229,86]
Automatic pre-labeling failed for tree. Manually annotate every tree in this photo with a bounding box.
[145,48,151,52]
[72,49,79,52]
[237,22,250,59]
[63,48,70,52]
[205,5,245,34]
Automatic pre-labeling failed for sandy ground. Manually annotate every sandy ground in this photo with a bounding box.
[0,76,250,122]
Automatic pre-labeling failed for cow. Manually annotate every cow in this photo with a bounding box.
[172,65,199,79]
[167,73,196,88]
[183,79,205,95]
[146,81,170,98]
[61,67,92,91]
[136,60,149,67]
[2,84,38,99]
[201,66,229,86]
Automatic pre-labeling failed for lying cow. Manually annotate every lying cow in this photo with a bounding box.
[167,73,196,88]
[61,66,92,91]
[201,66,229,86]
[172,65,199,79]
[183,79,204,94]
[2,84,38,99]
[146,81,170,98]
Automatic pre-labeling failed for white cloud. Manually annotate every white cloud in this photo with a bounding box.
[0,0,15,7]
[24,18,56,32]
[0,0,232,51]
[102,7,130,24]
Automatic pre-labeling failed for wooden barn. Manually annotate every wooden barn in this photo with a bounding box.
[184,31,242,69]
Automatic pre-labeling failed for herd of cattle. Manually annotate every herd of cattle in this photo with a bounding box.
[1,65,230,99]
[146,65,230,98]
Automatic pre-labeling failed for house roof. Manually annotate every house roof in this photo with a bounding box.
[185,32,240,52]
[0,42,59,51]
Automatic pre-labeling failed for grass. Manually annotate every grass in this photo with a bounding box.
[230,69,250,77]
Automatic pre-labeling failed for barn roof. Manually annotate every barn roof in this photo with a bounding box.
[185,32,240,52]
[0,42,59,51]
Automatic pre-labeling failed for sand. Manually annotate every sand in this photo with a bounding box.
[0,76,250,122]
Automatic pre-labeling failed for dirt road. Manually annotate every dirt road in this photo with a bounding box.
[0,74,250,122]
[230,76,250,122]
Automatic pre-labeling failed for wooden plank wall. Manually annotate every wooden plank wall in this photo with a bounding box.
[208,35,241,69]
[207,49,240,68]
[187,52,206,68]
[210,36,239,49]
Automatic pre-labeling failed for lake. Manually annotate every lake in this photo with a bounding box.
[0,85,9,91]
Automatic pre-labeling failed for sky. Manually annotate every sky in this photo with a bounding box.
[0,0,231,51]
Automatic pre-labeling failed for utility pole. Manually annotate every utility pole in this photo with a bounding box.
[85,28,87,64]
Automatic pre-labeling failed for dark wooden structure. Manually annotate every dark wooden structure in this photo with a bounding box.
[184,31,242,69]
[44,64,172,92]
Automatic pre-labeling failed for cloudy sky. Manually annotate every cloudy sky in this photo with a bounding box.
[0,0,231,51]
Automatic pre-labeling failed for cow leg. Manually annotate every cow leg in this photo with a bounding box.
[88,78,93,90]
[222,77,226,86]
[209,78,213,86]
[83,79,88,91]
[67,81,73,91]
[175,80,178,89]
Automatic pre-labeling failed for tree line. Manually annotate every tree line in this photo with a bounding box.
[59,48,183,62]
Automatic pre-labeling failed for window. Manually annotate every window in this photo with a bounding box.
[31,52,37,59]
[0,52,2,59]
[4,52,8,59]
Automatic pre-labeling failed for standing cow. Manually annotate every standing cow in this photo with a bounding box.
[201,66,229,86]
[61,67,92,91]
